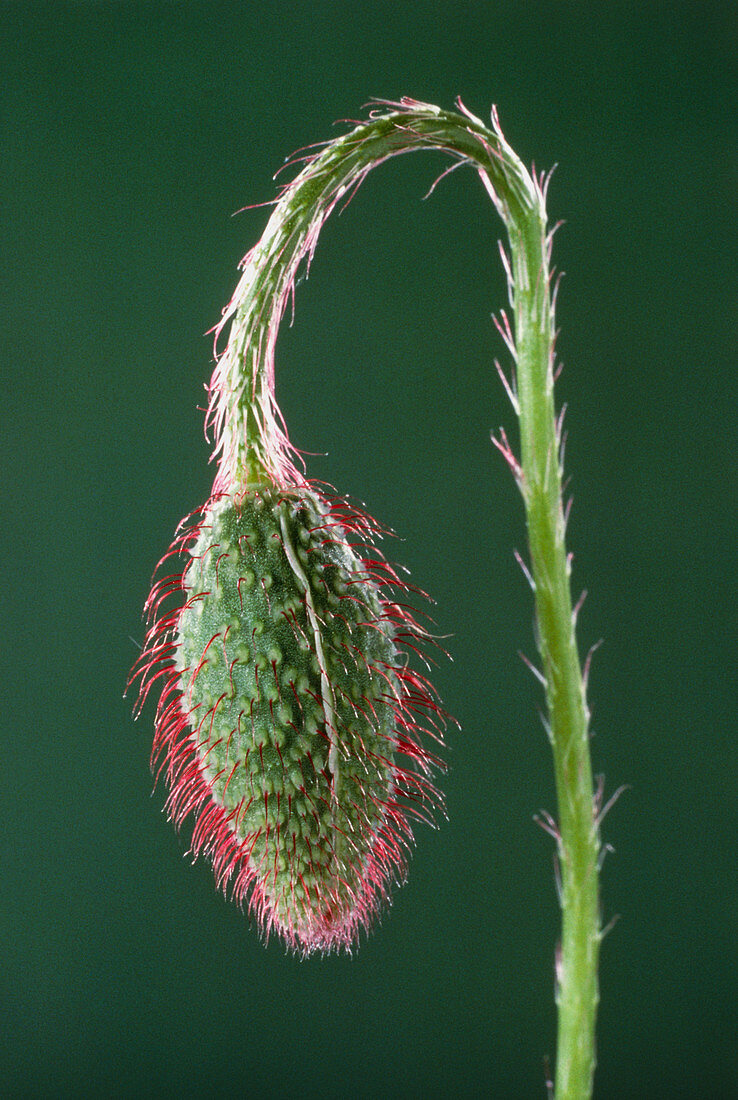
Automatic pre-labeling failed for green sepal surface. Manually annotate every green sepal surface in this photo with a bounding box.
[175,487,397,926]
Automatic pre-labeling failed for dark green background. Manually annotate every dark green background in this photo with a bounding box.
[3,2,735,1097]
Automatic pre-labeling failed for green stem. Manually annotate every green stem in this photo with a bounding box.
[510,197,601,1100]
[214,98,601,1097]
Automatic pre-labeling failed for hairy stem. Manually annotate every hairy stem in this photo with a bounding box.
[215,97,601,1097]
[510,190,601,1100]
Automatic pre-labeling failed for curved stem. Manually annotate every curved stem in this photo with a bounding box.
[214,97,601,1098]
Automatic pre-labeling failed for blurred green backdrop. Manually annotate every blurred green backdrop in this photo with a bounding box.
[2,2,735,1097]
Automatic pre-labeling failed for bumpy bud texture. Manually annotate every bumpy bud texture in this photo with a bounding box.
[132,484,444,953]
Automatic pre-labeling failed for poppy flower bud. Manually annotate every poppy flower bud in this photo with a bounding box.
[133,482,444,953]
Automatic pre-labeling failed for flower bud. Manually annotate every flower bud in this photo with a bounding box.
[133,483,444,953]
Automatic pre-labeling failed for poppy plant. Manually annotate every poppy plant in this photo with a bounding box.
[130,99,604,1100]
